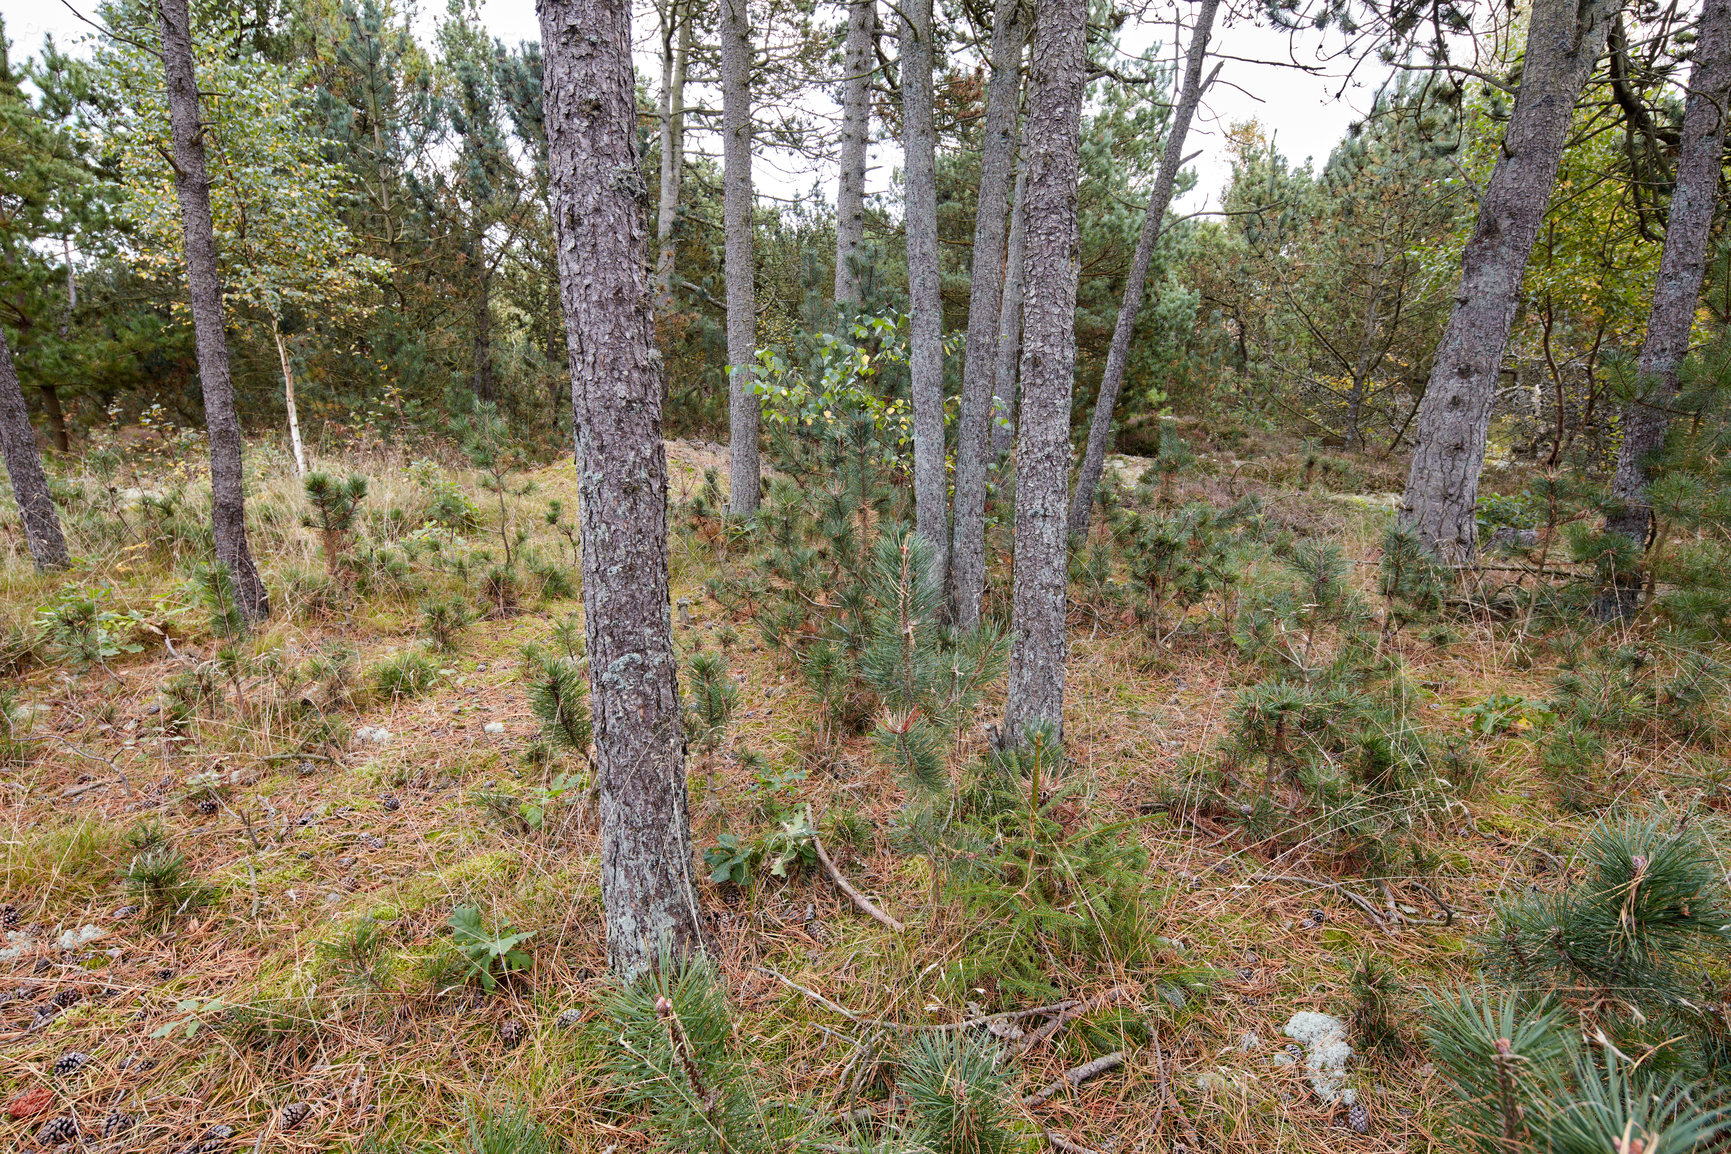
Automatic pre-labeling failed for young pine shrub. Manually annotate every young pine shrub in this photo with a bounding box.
[371,651,439,700]
[684,651,739,758]
[121,824,217,929]
[1377,525,1448,639]
[463,1101,561,1154]
[302,472,368,579]
[421,599,474,652]
[900,1031,1027,1154]
[527,654,592,758]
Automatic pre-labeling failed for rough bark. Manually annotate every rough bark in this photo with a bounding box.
[1397,0,1623,565]
[1605,0,1731,544]
[272,326,306,476]
[1003,0,1086,745]
[902,0,948,583]
[1066,0,1220,539]
[653,0,690,312]
[990,162,1028,458]
[0,325,69,571]
[720,0,760,517]
[949,0,1028,628]
[539,0,705,981]
[157,0,269,623]
[834,0,876,309]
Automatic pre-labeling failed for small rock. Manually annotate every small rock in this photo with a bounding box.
[1195,1071,1230,1092]
[360,835,385,850]
[111,905,140,919]
[483,721,505,735]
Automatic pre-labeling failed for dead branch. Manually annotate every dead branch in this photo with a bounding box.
[811,833,904,932]
[1023,1051,1125,1105]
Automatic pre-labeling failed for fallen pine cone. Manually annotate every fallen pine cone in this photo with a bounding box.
[278,1102,311,1132]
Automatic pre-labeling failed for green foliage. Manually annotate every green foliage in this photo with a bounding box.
[302,472,368,578]
[1111,499,1254,642]
[318,919,392,990]
[40,589,146,666]
[702,833,758,886]
[372,650,439,699]
[901,1031,1027,1154]
[122,825,216,929]
[192,561,247,639]
[684,651,739,754]
[526,654,592,755]
[447,906,533,992]
[1377,525,1448,634]
[420,598,473,652]
[463,1101,562,1154]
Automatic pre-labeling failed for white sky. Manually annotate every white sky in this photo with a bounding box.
[7,0,1377,217]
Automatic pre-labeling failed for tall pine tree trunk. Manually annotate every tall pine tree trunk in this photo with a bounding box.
[654,0,689,312]
[540,0,705,981]
[1067,0,1219,539]
[1398,0,1623,565]
[0,326,69,571]
[834,0,876,309]
[1003,0,1086,745]
[990,162,1027,458]
[473,259,495,404]
[157,0,269,623]
[1605,0,1731,546]
[902,0,948,583]
[949,0,1028,628]
[720,0,760,517]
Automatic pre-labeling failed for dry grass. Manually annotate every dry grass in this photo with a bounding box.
[0,432,1718,1154]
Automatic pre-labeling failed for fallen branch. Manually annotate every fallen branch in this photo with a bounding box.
[1004,987,1131,1057]
[1023,1051,1124,1105]
[756,967,1084,1033]
[1254,872,1396,936]
[811,834,903,932]
[1042,1129,1106,1154]
[1151,1031,1203,1149]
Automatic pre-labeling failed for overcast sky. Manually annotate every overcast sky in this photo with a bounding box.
[6,0,1379,216]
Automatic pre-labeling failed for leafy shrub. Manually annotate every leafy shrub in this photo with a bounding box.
[448,906,533,992]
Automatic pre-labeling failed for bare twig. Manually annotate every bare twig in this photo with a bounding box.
[811,834,903,932]
[1042,1129,1107,1154]
[1023,1051,1124,1105]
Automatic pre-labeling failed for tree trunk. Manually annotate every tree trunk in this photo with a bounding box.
[1397,0,1623,565]
[1066,0,1220,539]
[720,0,760,517]
[990,161,1028,458]
[1003,0,1086,745]
[540,0,705,981]
[157,0,269,623]
[949,0,1028,628]
[834,0,876,309]
[473,259,495,404]
[272,325,307,476]
[1605,0,1731,544]
[0,326,69,571]
[45,237,73,453]
[902,0,948,584]
[654,0,689,312]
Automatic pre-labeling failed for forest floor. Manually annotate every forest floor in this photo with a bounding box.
[0,427,1714,1154]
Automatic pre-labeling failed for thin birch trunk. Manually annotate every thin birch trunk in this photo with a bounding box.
[834,0,876,309]
[1066,0,1220,539]
[654,0,689,311]
[272,325,307,476]
[1003,0,1086,745]
[540,0,705,981]
[157,0,269,623]
[0,325,69,570]
[949,0,1028,627]
[901,0,947,584]
[1397,0,1624,565]
[1605,0,1731,548]
[720,0,760,516]
[990,162,1027,458]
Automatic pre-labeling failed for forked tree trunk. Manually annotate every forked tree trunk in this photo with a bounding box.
[1003,0,1086,745]
[1605,0,1731,547]
[1397,0,1624,565]
[720,0,760,517]
[1066,0,1220,539]
[949,0,1028,627]
[157,0,269,623]
[834,0,876,309]
[0,326,69,571]
[902,0,948,584]
[990,162,1028,458]
[654,0,690,311]
[539,0,705,981]
[272,325,307,476]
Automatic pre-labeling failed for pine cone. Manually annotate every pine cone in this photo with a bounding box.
[499,1019,523,1049]
[51,989,82,1009]
[1,903,19,927]
[52,1051,89,1076]
[555,1008,582,1029]
[35,1116,77,1147]
[102,1111,137,1138]
[29,1006,61,1030]
[359,835,385,850]
[195,798,219,815]
[379,794,400,812]
[1347,1102,1371,1134]
[278,1102,311,1132]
